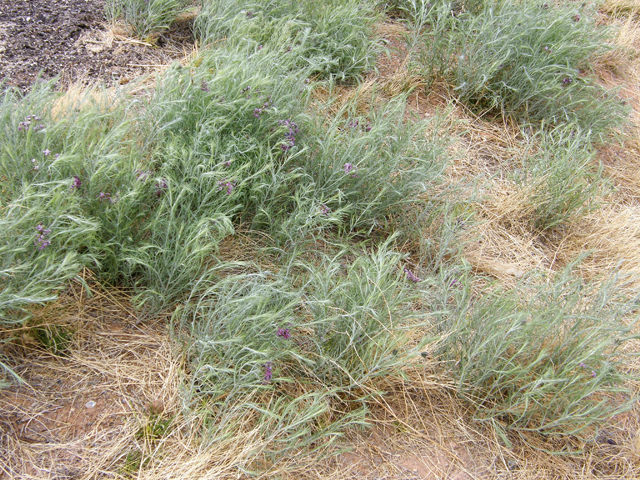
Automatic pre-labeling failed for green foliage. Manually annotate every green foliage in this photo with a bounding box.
[31,324,74,356]
[516,125,608,231]
[136,414,173,442]
[410,0,629,135]
[434,265,639,446]
[105,0,189,38]
[177,242,425,458]
[194,0,379,81]
[0,183,99,325]
[305,242,420,387]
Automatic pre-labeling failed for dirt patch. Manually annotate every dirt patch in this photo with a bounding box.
[0,0,195,90]
[0,281,179,479]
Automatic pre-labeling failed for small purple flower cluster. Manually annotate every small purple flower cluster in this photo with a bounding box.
[573,14,580,22]
[343,163,358,176]
[35,224,52,250]
[98,192,119,203]
[246,10,254,18]
[320,204,331,216]
[201,81,210,92]
[346,119,372,132]
[155,178,168,196]
[543,46,552,53]
[278,119,299,151]
[253,96,272,118]
[18,115,44,132]
[562,77,573,86]
[263,361,273,384]
[217,179,236,195]
[43,149,51,156]
[71,175,82,189]
[404,267,421,283]
[277,327,291,339]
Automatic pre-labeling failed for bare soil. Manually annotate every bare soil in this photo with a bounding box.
[0,281,177,479]
[0,0,195,90]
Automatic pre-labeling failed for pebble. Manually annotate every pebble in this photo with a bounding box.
[85,400,96,409]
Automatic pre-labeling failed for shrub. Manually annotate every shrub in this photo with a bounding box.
[194,0,379,80]
[176,242,424,458]
[516,125,608,231]
[105,0,190,38]
[434,265,639,447]
[411,1,629,135]
[264,95,447,240]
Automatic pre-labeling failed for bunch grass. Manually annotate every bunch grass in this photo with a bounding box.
[434,263,640,448]
[408,0,629,136]
[105,0,190,39]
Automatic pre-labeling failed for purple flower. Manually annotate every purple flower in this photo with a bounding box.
[573,14,580,22]
[201,81,210,92]
[320,204,331,216]
[246,10,254,18]
[562,77,573,86]
[343,163,358,176]
[277,328,291,339]
[263,361,273,384]
[155,178,168,196]
[253,98,272,118]
[217,180,236,195]
[257,45,263,51]
[98,192,111,201]
[278,119,299,152]
[364,123,372,132]
[71,175,82,189]
[404,267,421,283]
[224,160,232,168]
[18,115,42,132]
[35,224,52,250]
[42,149,51,156]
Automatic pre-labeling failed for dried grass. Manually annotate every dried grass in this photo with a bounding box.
[0,280,179,479]
[462,180,554,284]
[601,0,640,17]
[594,15,640,77]
[552,204,640,291]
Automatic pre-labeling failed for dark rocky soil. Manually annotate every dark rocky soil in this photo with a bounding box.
[0,0,195,90]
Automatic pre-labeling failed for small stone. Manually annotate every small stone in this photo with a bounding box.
[85,400,96,409]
